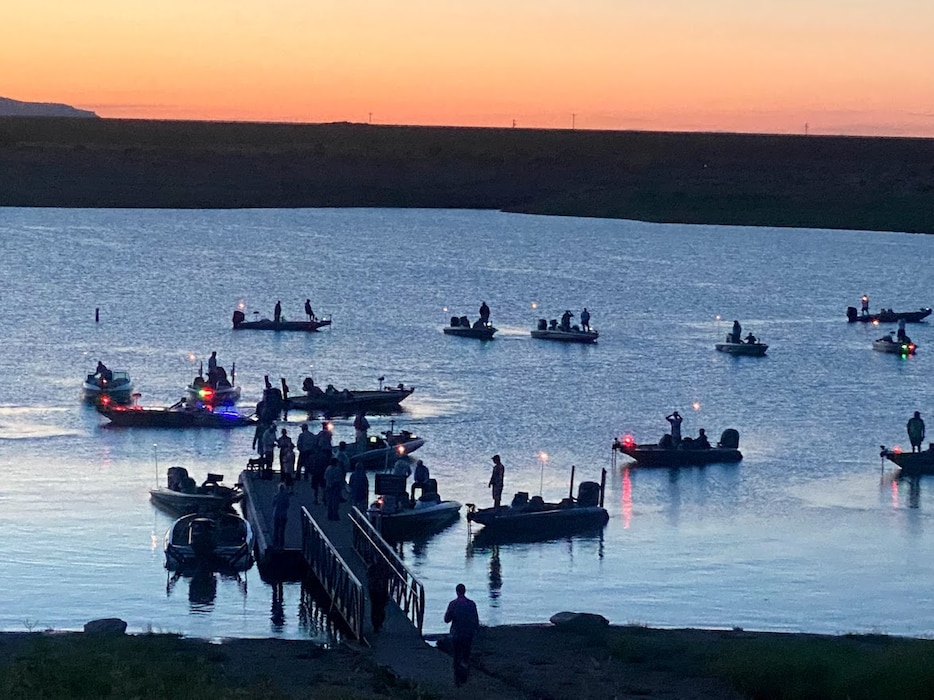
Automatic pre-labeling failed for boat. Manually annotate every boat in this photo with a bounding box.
[443,315,496,340]
[82,369,134,404]
[880,446,934,476]
[612,429,743,466]
[164,511,254,573]
[232,309,331,332]
[466,467,608,542]
[530,318,598,344]
[367,473,461,540]
[186,370,241,405]
[286,379,414,416]
[847,306,932,323]
[344,426,425,468]
[150,467,243,515]
[96,400,256,428]
[872,334,916,355]
[715,337,768,356]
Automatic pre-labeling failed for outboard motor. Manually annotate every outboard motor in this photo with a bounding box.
[188,518,216,557]
[459,315,470,327]
[719,429,740,449]
[846,306,858,322]
[302,377,314,393]
[167,466,189,491]
[577,481,601,507]
[537,319,547,330]
[549,319,558,330]
[450,316,460,327]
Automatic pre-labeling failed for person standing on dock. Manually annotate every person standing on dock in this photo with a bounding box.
[296,423,314,481]
[272,483,290,549]
[488,455,505,509]
[277,428,296,487]
[261,423,277,473]
[349,462,369,511]
[908,411,925,453]
[324,457,344,521]
[274,300,282,323]
[444,583,480,686]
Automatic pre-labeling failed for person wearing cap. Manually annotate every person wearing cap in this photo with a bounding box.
[907,411,925,453]
[488,455,505,509]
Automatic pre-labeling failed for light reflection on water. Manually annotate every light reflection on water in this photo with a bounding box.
[0,208,933,639]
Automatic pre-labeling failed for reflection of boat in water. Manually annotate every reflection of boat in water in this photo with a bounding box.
[612,430,743,467]
[83,369,134,404]
[149,467,243,515]
[286,378,414,416]
[467,467,608,542]
[232,308,332,332]
[164,511,254,573]
[847,306,932,323]
[97,400,256,428]
[443,315,496,340]
[881,446,934,476]
[367,473,461,541]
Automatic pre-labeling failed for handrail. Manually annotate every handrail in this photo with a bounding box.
[300,506,365,639]
[349,506,425,634]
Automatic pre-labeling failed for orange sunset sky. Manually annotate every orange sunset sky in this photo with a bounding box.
[3,1,932,137]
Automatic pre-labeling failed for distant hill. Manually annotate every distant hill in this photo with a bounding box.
[0,97,97,118]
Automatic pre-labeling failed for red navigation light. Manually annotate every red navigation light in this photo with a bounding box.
[100,395,111,406]
[893,446,902,454]
[622,434,635,448]
[199,387,214,401]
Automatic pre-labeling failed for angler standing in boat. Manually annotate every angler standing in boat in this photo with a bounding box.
[908,411,925,453]
[207,351,218,383]
[305,298,316,321]
[730,320,742,344]
[479,300,490,325]
[488,454,505,509]
[666,411,683,448]
[861,294,870,317]
[560,310,573,331]
[354,411,370,444]
[274,300,282,323]
[580,307,591,331]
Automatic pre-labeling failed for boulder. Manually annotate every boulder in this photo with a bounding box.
[83,618,127,635]
[549,611,609,632]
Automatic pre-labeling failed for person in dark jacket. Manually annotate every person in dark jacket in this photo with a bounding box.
[444,583,480,685]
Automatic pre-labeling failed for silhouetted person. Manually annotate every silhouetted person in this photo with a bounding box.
[488,454,505,509]
[908,411,925,453]
[560,310,573,330]
[444,583,480,686]
[731,320,742,344]
[368,560,390,633]
[580,307,591,331]
[305,298,315,321]
[274,300,282,323]
[666,411,683,447]
[861,294,870,316]
[479,301,490,325]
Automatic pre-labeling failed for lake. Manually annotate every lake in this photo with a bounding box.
[0,207,932,641]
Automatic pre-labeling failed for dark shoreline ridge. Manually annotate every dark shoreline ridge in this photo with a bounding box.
[2,116,933,233]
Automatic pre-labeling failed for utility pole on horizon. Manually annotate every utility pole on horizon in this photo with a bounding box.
[572,113,576,130]
[368,112,372,124]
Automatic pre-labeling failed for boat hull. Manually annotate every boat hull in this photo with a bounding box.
[715,342,768,356]
[530,329,599,344]
[286,388,414,416]
[150,487,242,516]
[618,444,742,466]
[348,437,425,467]
[233,318,331,332]
[185,384,242,405]
[368,501,461,540]
[882,449,934,476]
[443,325,496,340]
[467,505,608,541]
[848,308,932,323]
[97,405,255,428]
[872,339,916,355]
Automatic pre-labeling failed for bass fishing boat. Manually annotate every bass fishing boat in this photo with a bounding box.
[232,308,331,331]
[715,336,768,356]
[847,306,932,324]
[82,368,134,404]
[530,317,598,344]
[466,467,608,542]
[880,446,934,476]
[150,467,243,515]
[872,334,916,355]
[367,474,461,540]
[443,315,497,340]
[164,511,254,573]
[344,425,425,468]
[286,378,414,416]
[97,399,256,428]
[612,429,743,467]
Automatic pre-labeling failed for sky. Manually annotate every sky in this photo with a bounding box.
[3,0,932,137]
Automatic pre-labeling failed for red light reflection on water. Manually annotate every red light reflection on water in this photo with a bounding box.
[892,479,899,508]
[621,467,632,529]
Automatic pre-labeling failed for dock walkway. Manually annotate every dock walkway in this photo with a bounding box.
[239,469,522,697]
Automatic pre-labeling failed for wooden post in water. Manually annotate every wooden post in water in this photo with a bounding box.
[95,307,99,323]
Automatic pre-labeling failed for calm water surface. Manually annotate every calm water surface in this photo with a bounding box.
[0,207,932,640]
